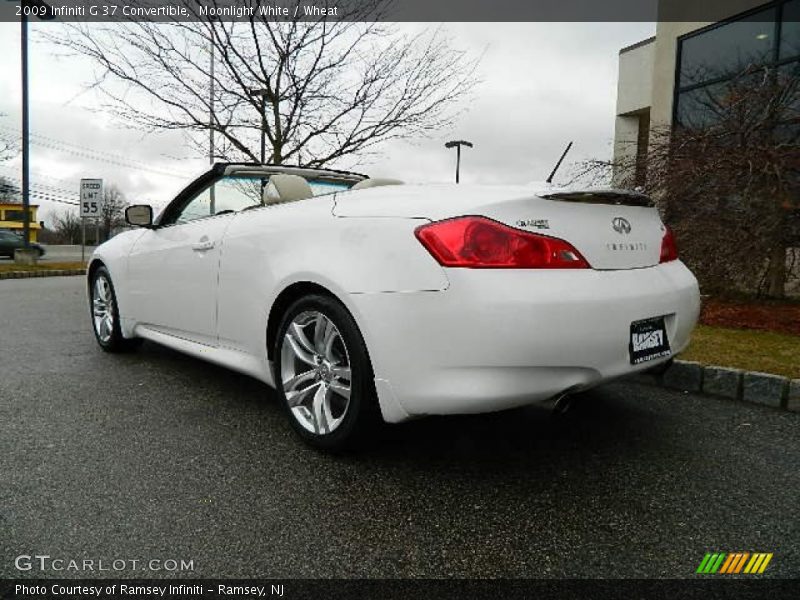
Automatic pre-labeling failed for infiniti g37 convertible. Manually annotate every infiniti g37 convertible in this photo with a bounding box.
[87,163,700,450]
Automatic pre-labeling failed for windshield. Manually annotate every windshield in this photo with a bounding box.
[167,173,357,226]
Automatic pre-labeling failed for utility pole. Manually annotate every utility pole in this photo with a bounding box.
[21,6,30,248]
[18,0,54,253]
[209,41,215,214]
[445,140,473,184]
[248,88,269,164]
[209,42,215,166]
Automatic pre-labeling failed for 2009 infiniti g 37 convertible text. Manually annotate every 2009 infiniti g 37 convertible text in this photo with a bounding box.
[87,163,700,450]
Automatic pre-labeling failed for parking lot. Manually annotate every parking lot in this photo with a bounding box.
[1,276,798,578]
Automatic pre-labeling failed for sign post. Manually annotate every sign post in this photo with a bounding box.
[80,178,103,262]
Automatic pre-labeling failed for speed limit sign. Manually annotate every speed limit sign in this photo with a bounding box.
[80,179,103,218]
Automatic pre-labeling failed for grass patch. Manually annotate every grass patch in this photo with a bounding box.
[680,324,800,379]
[0,261,86,273]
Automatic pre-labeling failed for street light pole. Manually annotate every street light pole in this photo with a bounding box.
[21,9,30,248]
[209,42,215,166]
[209,41,215,215]
[17,0,54,251]
[259,93,265,164]
[445,140,474,184]
[248,88,268,164]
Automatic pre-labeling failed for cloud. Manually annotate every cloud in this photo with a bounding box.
[0,21,654,223]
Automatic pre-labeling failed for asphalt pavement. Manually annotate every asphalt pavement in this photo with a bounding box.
[38,244,96,263]
[0,276,798,579]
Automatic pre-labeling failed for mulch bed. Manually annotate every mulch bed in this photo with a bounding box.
[701,297,800,336]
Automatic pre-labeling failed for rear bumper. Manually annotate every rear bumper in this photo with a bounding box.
[350,261,700,423]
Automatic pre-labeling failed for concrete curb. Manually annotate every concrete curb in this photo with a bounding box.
[0,269,86,280]
[633,359,796,413]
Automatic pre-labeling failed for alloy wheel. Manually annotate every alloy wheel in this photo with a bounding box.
[92,275,114,343]
[279,310,352,435]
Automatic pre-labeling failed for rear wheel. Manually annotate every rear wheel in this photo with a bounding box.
[90,266,141,353]
[274,294,381,451]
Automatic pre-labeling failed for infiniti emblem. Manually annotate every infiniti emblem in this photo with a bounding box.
[612,217,632,234]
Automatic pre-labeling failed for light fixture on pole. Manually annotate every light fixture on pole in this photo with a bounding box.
[445,140,473,184]
[248,88,269,164]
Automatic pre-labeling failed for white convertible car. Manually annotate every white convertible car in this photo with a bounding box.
[88,163,700,450]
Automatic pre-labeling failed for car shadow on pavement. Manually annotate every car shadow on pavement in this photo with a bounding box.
[367,387,650,461]
[132,340,660,474]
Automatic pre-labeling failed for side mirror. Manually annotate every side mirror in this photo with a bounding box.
[125,205,154,228]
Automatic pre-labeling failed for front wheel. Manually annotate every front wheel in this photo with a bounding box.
[90,266,141,353]
[274,294,381,451]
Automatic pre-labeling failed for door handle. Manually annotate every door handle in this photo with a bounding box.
[192,239,215,252]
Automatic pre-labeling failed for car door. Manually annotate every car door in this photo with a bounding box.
[127,176,263,345]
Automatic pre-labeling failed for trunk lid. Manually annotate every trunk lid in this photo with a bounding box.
[333,184,666,270]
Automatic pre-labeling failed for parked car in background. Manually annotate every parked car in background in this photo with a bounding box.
[87,163,700,451]
[0,230,45,258]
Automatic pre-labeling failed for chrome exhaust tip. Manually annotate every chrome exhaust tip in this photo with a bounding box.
[551,393,574,415]
[545,389,578,416]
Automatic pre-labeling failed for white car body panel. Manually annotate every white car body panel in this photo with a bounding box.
[354,261,698,418]
[90,170,700,424]
[332,184,666,269]
[128,213,236,345]
[214,199,448,370]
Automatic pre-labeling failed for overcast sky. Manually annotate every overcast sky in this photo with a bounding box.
[0,21,654,225]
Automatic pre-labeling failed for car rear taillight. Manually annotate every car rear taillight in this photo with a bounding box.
[660,226,679,263]
[414,216,590,269]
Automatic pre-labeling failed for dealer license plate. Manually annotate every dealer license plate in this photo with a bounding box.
[629,317,671,365]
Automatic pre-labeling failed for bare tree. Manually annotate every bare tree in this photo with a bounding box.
[0,176,20,202]
[100,184,129,242]
[0,113,18,161]
[577,64,800,298]
[47,1,478,167]
[51,209,82,244]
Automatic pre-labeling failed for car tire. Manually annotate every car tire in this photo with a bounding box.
[89,266,142,353]
[274,294,382,452]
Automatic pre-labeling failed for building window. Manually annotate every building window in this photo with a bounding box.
[675,81,727,129]
[679,7,776,87]
[781,0,800,59]
[3,210,31,222]
[675,0,800,127]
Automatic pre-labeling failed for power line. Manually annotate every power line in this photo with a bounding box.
[0,167,78,198]
[0,124,196,180]
[0,173,79,206]
[16,166,79,186]
[0,174,74,198]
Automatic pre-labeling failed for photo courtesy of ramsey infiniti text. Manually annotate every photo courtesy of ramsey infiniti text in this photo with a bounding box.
[87,163,700,450]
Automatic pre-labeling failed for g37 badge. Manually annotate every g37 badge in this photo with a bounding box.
[516,219,550,230]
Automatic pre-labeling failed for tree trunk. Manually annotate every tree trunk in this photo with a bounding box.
[764,244,786,298]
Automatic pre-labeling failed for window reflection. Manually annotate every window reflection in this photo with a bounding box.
[780,0,800,59]
[676,1,800,131]
[679,8,776,87]
[177,176,264,224]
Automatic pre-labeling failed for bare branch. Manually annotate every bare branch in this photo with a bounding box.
[582,63,800,298]
[0,113,19,161]
[44,1,479,168]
